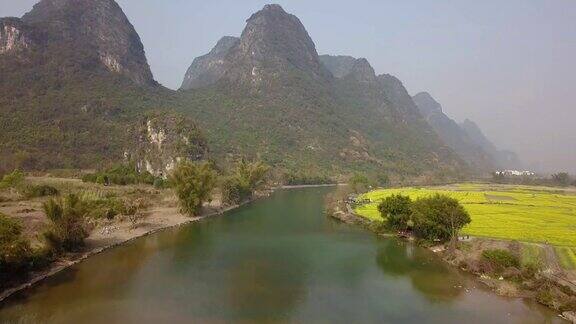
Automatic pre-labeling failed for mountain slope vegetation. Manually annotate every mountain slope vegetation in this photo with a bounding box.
[2,1,506,180]
[177,5,466,179]
[0,0,207,174]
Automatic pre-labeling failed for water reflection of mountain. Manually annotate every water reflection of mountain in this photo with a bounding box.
[376,240,464,303]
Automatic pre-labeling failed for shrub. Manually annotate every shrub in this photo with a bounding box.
[551,172,570,187]
[0,170,25,189]
[43,194,89,253]
[284,172,335,186]
[153,178,168,189]
[22,184,59,198]
[378,194,412,230]
[481,249,520,273]
[221,159,270,205]
[221,176,251,205]
[89,197,126,220]
[411,194,471,243]
[235,159,270,191]
[169,161,217,216]
[376,174,390,187]
[82,164,159,186]
[0,213,32,277]
[521,262,541,279]
[349,173,370,193]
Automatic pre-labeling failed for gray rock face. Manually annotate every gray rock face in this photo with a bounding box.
[180,36,239,90]
[318,55,357,78]
[346,58,378,83]
[227,4,328,84]
[19,0,155,86]
[0,18,37,55]
[130,114,208,177]
[320,55,376,83]
[378,74,422,119]
[181,4,330,91]
[413,92,443,115]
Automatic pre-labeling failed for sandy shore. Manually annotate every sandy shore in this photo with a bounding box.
[0,200,250,304]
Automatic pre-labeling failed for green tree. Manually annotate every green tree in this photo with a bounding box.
[376,174,391,187]
[234,159,270,192]
[551,172,570,187]
[43,194,89,253]
[170,161,217,216]
[0,213,32,277]
[221,159,270,205]
[378,194,412,230]
[350,173,370,193]
[491,172,506,184]
[411,194,471,246]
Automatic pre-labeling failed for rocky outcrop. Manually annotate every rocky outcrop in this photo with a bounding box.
[320,55,377,83]
[181,4,331,91]
[181,36,239,90]
[321,55,377,90]
[225,4,329,86]
[318,55,357,79]
[19,0,155,86]
[0,18,36,55]
[378,74,423,119]
[128,114,208,177]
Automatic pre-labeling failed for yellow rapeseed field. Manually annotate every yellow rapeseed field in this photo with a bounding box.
[355,183,576,247]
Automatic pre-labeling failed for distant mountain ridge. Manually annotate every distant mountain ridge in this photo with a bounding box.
[178,7,466,178]
[181,36,239,90]
[413,92,521,171]
[459,119,522,170]
[2,1,514,180]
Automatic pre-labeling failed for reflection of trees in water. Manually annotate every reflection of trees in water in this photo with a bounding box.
[376,240,464,303]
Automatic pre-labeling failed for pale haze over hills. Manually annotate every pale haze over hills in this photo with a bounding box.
[1,0,575,174]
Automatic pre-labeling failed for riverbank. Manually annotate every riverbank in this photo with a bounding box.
[330,205,576,322]
[0,183,341,304]
[0,192,263,304]
[440,238,576,322]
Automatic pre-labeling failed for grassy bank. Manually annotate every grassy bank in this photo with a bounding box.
[349,183,576,314]
[354,183,576,247]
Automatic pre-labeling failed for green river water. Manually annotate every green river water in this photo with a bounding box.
[0,188,563,323]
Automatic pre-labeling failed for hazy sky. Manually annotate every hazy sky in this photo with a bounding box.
[2,0,575,173]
